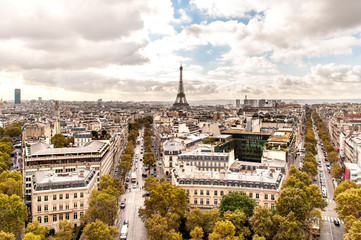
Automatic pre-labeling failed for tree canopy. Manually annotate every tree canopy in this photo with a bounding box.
[51,134,67,148]
[83,219,118,240]
[219,191,256,217]
[0,194,28,235]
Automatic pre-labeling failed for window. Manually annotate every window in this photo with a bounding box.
[65,194,69,199]
[74,202,78,209]
[65,213,69,220]
[249,193,253,198]
[214,199,218,205]
[271,204,275,210]
[59,214,63,221]
[26,177,31,182]
[220,191,224,196]
[37,206,41,212]
[80,212,84,217]
[194,190,198,195]
[80,202,84,208]
[37,216,41,223]
[265,194,268,200]
[214,190,218,196]
[44,205,48,212]
[52,195,56,200]
[206,199,210,205]
[74,193,77,199]
[74,212,78,220]
[264,203,268,207]
[194,198,198,205]
[44,216,48,223]
[256,193,259,199]
[44,196,48,201]
[26,183,31,188]
[59,204,63,210]
[271,195,275,200]
[53,205,57,211]
[59,194,63,200]
[66,204,69,210]
[80,192,84,198]
[186,190,190,194]
[206,190,210,196]
[200,190,203,195]
[53,215,57,222]
[200,198,204,205]
[37,196,41,202]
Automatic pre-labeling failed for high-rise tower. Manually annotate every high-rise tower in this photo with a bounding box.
[14,89,21,104]
[172,64,190,110]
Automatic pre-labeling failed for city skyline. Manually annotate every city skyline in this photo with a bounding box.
[1,0,361,101]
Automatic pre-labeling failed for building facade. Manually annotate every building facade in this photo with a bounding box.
[15,88,21,104]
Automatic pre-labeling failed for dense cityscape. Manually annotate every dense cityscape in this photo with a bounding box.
[1,0,361,240]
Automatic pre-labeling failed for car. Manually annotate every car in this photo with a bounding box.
[124,183,128,189]
[123,219,129,225]
[334,220,340,226]
[126,177,129,182]
[133,183,137,189]
[120,201,126,209]
[158,161,162,165]
[322,192,327,198]
[313,176,317,181]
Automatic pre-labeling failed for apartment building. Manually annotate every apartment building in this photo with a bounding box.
[31,169,97,229]
[172,164,283,210]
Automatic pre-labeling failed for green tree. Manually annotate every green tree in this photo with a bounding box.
[185,207,203,232]
[327,152,339,163]
[324,143,334,153]
[305,142,317,155]
[190,227,204,240]
[252,235,266,240]
[276,187,309,222]
[0,152,11,173]
[0,127,5,138]
[4,126,21,138]
[219,191,256,217]
[144,214,171,240]
[208,220,241,240]
[223,209,251,237]
[344,219,361,240]
[250,205,276,239]
[83,219,118,240]
[0,170,22,197]
[0,194,28,235]
[22,233,41,240]
[273,212,303,240]
[330,163,344,179]
[202,209,220,235]
[139,179,188,230]
[0,142,12,155]
[25,220,49,240]
[335,188,361,220]
[99,174,123,198]
[0,231,15,240]
[334,180,358,198]
[51,134,67,148]
[308,184,327,210]
[302,161,317,177]
[84,189,118,226]
[0,137,12,144]
[143,152,156,172]
[305,209,323,235]
[55,220,74,240]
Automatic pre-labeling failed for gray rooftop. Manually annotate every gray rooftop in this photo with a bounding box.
[27,140,108,157]
[163,140,184,151]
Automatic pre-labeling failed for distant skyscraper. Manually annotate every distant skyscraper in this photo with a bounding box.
[172,64,190,110]
[236,99,240,108]
[14,89,21,104]
[38,97,42,102]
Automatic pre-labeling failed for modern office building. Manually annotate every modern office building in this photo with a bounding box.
[31,169,97,229]
[15,88,21,104]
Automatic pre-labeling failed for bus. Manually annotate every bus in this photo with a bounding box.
[131,171,136,183]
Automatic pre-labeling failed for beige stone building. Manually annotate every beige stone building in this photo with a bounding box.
[31,169,97,230]
[172,164,284,211]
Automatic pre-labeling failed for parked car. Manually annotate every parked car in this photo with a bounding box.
[133,183,137,189]
[334,220,340,226]
[120,201,126,209]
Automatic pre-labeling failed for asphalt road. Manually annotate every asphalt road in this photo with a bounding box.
[313,127,345,239]
[116,129,147,240]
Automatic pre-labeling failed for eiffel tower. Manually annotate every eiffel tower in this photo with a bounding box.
[172,64,190,110]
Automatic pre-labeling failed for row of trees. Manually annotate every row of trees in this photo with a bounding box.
[139,169,326,240]
[312,110,344,179]
[0,122,29,239]
[143,119,156,172]
[333,180,361,238]
[302,110,319,178]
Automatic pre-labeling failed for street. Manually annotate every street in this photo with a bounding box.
[115,128,147,240]
[313,127,344,239]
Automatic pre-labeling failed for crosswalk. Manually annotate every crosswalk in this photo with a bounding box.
[322,216,344,224]
[326,198,335,204]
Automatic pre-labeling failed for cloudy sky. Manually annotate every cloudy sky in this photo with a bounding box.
[1,0,361,102]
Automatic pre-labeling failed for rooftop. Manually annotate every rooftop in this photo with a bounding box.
[26,140,108,157]
[33,169,96,191]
